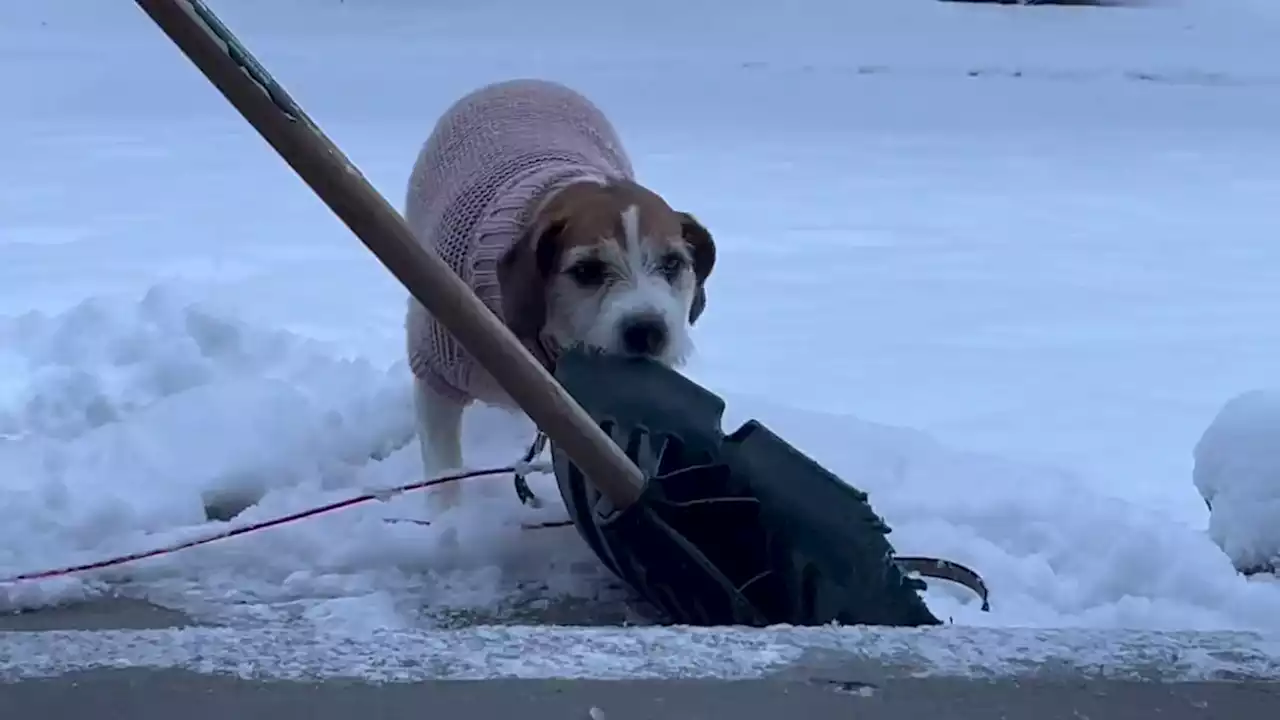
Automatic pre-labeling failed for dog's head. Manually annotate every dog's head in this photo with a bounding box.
[497,178,716,367]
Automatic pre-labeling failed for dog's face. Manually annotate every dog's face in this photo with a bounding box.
[497,179,716,367]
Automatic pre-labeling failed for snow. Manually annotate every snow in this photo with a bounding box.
[3,625,1279,682]
[1194,390,1280,574]
[3,0,1280,640]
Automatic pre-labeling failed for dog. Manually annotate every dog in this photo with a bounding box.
[403,78,716,513]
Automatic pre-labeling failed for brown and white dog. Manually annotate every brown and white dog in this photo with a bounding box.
[404,78,716,513]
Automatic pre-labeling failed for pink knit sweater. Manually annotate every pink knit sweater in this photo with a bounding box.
[404,78,635,405]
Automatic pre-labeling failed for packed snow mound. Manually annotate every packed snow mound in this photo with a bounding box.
[1194,390,1280,574]
[0,286,610,624]
[3,287,1279,631]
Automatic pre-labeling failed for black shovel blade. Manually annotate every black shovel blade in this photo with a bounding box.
[550,348,942,627]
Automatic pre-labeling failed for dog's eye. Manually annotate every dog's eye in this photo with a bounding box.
[656,253,686,281]
[568,259,608,287]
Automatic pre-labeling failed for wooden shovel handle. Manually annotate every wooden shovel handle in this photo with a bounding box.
[132,0,644,507]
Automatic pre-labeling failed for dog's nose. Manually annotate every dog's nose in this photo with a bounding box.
[620,314,669,356]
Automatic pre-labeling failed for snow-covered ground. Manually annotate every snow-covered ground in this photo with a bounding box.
[3,0,1280,634]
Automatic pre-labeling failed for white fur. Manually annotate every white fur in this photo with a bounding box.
[415,202,697,515]
[543,205,696,366]
[413,375,468,513]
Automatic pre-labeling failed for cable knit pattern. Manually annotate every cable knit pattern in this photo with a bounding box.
[404,78,634,405]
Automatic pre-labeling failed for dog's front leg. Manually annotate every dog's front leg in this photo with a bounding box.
[413,375,467,514]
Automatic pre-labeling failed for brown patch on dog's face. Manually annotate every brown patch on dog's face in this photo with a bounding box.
[498,178,716,366]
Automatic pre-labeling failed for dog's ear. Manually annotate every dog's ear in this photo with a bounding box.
[678,212,716,324]
[497,218,564,343]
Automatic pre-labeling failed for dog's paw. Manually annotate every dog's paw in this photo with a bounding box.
[425,480,464,515]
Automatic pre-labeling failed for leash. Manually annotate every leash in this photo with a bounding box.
[514,431,551,507]
[0,464,543,587]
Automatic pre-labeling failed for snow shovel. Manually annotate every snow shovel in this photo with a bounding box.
[549,348,987,626]
[133,0,989,627]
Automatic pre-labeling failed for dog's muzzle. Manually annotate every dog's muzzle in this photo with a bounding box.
[620,313,669,357]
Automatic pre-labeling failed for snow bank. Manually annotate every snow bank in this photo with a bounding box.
[1194,390,1280,575]
[0,286,615,628]
[2,288,1278,632]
